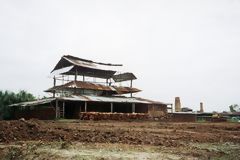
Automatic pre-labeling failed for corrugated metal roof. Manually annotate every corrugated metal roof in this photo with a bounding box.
[58,95,152,104]
[112,72,137,82]
[9,95,167,107]
[9,98,56,107]
[113,86,141,94]
[51,55,122,79]
[45,81,141,94]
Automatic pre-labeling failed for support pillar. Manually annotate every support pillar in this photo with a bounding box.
[132,103,135,113]
[79,105,81,119]
[130,80,133,97]
[63,101,65,118]
[85,101,87,112]
[75,69,78,82]
[74,69,78,94]
[53,76,56,98]
[110,103,113,113]
[106,79,109,86]
[109,79,112,86]
[55,100,59,119]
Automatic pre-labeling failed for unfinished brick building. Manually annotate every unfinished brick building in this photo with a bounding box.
[11,55,171,120]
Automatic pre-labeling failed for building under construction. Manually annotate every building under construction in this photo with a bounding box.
[11,55,172,120]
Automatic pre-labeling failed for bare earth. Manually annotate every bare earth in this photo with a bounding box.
[0,120,240,159]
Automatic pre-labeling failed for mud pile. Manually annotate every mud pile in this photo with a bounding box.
[0,120,240,147]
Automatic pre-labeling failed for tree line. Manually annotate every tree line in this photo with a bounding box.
[0,90,35,119]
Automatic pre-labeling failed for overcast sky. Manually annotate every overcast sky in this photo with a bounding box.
[0,0,240,112]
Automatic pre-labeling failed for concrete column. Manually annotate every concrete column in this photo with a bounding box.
[132,103,135,113]
[174,97,181,112]
[110,103,113,113]
[85,101,87,112]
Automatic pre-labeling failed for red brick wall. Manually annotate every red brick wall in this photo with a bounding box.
[169,113,197,122]
[14,107,55,120]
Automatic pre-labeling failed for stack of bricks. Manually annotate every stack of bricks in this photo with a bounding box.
[79,112,149,121]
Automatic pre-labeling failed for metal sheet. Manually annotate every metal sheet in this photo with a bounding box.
[45,81,141,94]
[10,95,167,107]
[58,95,152,104]
[51,55,122,79]
[9,98,56,107]
[112,72,137,82]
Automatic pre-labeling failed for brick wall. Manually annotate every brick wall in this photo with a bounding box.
[14,106,55,120]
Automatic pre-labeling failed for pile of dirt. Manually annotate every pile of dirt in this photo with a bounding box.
[0,119,43,142]
[0,120,177,146]
[80,112,149,121]
[0,120,240,147]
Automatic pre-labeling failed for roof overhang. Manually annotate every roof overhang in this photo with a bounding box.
[45,81,141,94]
[9,95,168,107]
[9,98,56,107]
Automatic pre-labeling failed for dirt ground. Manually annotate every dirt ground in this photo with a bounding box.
[0,119,240,159]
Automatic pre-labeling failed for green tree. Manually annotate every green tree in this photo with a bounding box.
[0,90,35,119]
[229,104,240,113]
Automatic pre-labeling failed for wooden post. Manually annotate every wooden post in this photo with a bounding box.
[132,103,135,113]
[75,69,78,82]
[130,80,133,97]
[63,101,65,118]
[109,79,112,86]
[79,105,81,119]
[111,103,113,113]
[85,101,87,112]
[74,69,78,94]
[106,79,109,86]
[55,99,59,119]
[53,76,56,98]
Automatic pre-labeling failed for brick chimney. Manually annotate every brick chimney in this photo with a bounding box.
[175,97,181,112]
[200,102,204,113]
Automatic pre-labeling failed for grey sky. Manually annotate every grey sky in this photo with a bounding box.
[0,0,240,112]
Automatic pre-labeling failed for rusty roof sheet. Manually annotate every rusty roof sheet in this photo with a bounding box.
[135,97,170,105]
[9,98,55,107]
[51,55,122,79]
[69,81,114,91]
[112,86,141,94]
[58,95,152,104]
[112,72,137,82]
[45,81,141,94]
[9,95,167,107]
